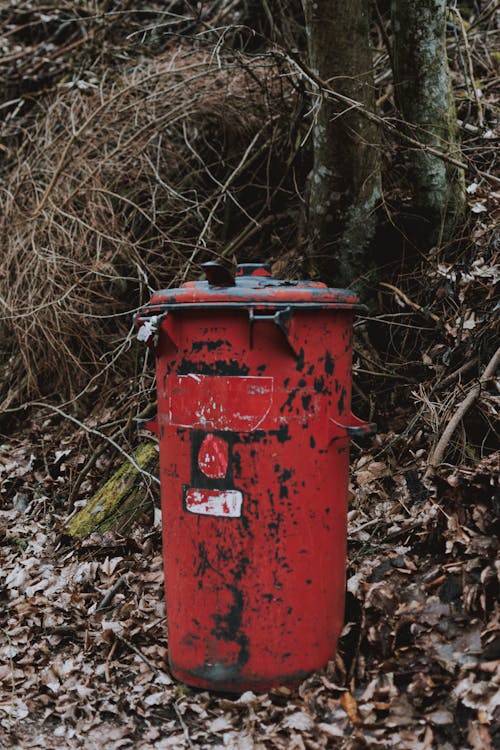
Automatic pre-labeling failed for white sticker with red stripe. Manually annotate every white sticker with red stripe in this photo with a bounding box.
[185,488,243,518]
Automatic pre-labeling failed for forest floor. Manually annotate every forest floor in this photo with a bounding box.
[0,404,498,749]
[0,2,499,748]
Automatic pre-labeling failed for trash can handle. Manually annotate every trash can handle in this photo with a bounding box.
[248,306,300,357]
[329,413,377,440]
[202,262,235,287]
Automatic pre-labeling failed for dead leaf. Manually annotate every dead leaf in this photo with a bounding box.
[341,692,363,725]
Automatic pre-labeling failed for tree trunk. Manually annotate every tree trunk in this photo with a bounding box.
[65,443,158,538]
[303,0,381,292]
[391,0,466,241]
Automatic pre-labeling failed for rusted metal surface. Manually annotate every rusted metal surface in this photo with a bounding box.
[135,262,364,316]
[136,263,375,692]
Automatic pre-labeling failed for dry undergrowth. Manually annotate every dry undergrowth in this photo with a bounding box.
[0,46,295,404]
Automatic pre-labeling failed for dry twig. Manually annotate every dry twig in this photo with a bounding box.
[379,282,442,324]
[97,575,127,612]
[426,346,500,474]
[29,401,160,485]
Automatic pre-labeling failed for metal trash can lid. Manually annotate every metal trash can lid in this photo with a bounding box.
[142,262,363,311]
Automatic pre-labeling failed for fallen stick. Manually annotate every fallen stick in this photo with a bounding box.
[116,634,171,683]
[97,575,127,612]
[173,702,196,750]
[426,346,500,474]
[430,356,479,394]
[379,282,441,324]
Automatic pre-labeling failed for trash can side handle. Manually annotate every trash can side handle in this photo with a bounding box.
[248,307,300,358]
[136,415,159,436]
[329,414,377,440]
[135,311,178,350]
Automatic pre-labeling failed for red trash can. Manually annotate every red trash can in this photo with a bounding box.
[135,262,375,692]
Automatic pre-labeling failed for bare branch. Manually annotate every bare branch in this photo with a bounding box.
[426,346,500,473]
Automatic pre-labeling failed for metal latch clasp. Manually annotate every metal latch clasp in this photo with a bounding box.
[248,306,300,357]
[134,311,177,349]
[136,314,163,343]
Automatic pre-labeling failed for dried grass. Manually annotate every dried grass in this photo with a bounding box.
[0,47,295,403]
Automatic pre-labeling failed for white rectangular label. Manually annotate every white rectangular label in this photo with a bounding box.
[185,489,243,517]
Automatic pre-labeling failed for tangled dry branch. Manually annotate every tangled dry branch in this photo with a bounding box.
[0,48,296,403]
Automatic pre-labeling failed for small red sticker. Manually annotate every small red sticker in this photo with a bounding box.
[198,434,229,479]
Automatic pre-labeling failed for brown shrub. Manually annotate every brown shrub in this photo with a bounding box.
[0,47,296,405]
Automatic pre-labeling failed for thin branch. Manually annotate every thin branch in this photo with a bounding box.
[68,441,109,510]
[28,402,160,485]
[173,702,196,750]
[430,356,479,394]
[182,125,267,276]
[116,634,171,681]
[371,0,394,72]
[450,5,484,128]
[426,346,500,473]
[97,575,127,612]
[379,282,442,324]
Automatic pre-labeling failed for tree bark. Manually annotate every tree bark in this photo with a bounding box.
[391,0,466,241]
[65,442,158,538]
[303,0,381,291]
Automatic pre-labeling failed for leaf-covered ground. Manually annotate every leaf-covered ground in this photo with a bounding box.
[1,2,498,748]
[1,413,498,749]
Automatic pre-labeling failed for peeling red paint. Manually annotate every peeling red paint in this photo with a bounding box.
[167,374,273,431]
[185,488,242,517]
[136,263,376,692]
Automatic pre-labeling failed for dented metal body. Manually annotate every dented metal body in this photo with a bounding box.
[135,263,375,692]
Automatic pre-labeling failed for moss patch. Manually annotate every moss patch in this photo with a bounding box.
[66,442,159,538]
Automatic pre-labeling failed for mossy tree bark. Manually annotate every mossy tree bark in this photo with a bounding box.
[391,0,466,241]
[65,442,159,539]
[303,0,381,292]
